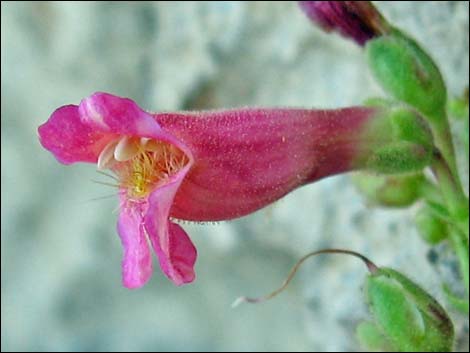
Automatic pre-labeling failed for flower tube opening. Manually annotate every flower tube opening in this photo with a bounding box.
[98,136,190,200]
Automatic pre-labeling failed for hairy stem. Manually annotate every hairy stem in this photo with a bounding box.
[431,149,469,239]
[430,111,461,183]
[431,148,469,307]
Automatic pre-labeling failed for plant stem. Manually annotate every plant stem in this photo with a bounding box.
[449,229,469,295]
[429,110,462,189]
[431,148,469,305]
[431,150,469,239]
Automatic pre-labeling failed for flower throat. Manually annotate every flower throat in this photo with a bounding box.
[97,137,189,199]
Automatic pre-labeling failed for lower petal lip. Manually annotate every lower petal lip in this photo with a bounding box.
[117,197,153,289]
[143,165,197,286]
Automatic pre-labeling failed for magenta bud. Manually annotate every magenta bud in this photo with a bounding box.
[298,1,389,46]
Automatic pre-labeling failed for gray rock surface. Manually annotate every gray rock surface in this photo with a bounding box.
[1,2,468,351]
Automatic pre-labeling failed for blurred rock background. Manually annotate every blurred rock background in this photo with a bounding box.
[1,1,468,351]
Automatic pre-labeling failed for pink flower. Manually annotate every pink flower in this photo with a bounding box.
[38,92,380,289]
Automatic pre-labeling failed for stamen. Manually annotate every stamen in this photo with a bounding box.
[140,137,151,145]
[91,180,120,188]
[87,194,118,202]
[114,136,140,162]
[143,139,164,153]
[97,140,118,170]
[96,170,120,182]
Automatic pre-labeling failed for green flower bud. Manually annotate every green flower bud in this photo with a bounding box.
[352,172,425,207]
[415,205,448,244]
[366,268,454,352]
[366,30,447,121]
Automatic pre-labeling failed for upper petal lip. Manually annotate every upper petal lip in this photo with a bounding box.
[39,92,194,167]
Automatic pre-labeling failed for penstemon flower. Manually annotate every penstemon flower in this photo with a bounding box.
[38,92,432,289]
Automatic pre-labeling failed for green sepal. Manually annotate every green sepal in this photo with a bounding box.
[368,142,431,174]
[362,107,434,174]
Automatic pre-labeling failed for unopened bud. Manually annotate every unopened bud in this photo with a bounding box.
[415,205,448,245]
[352,172,425,207]
[299,1,390,46]
[366,268,454,351]
[366,31,447,121]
